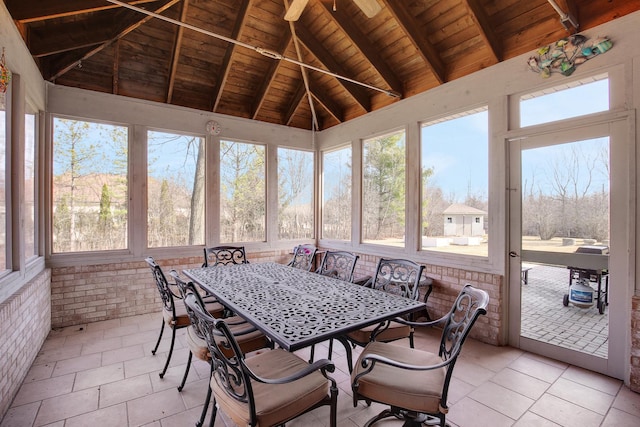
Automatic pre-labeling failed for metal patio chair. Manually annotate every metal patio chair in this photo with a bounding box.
[287,244,318,272]
[202,245,249,267]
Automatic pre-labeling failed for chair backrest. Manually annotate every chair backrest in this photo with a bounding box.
[169,270,206,333]
[288,244,317,272]
[437,284,489,403]
[144,256,176,314]
[203,245,249,267]
[184,291,258,420]
[316,250,359,282]
[368,258,425,300]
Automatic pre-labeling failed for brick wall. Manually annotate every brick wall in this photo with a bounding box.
[0,270,51,419]
[50,250,292,328]
[632,296,640,392]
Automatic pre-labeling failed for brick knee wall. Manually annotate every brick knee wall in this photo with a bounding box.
[0,270,51,420]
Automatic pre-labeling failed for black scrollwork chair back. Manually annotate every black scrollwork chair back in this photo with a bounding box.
[287,244,318,272]
[170,271,269,427]
[184,290,339,427]
[316,250,359,282]
[144,256,224,379]
[351,284,489,427]
[346,258,426,349]
[203,245,249,267]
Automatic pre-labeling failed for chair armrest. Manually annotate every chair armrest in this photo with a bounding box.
[355,351,451,379]
[353,275,372,287]
[392,311,448,328]
[246,357,336,385]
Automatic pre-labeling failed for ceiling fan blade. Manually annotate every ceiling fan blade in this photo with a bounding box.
[284,0,309,21]
[353,0,382,18]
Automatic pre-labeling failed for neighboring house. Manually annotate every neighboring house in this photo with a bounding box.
[443,203,486,237]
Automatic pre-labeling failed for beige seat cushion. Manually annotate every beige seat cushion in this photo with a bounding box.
[186,316,268,360]
[185,326,210,360]
[351,341,446,414]
[347,321,411,345]
[212,349,329,427]
[163,298,225,328]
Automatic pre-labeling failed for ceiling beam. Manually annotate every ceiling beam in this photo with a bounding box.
[554,0,579,31]
[309,79,343,123]
[5,0,159,23]
[284,82,307,126]
[167,0,190,103]
[46,0,181,82]
[211,0,252,112]
[28,10,145,58]
[380,0,446,84]
[251,33,293,119]
[294,24,371,112]
[460,0,502,63]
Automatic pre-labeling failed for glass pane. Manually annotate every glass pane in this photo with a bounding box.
[520,76,609,127]
[278,148,314,240]
[147,131,205,247]
[362,130,405,246]
[52,118,128,252]
[220,140,265,242]
[421,109,488,257]
[521,137,610,358]
[322,147,351,240]
[24,112,36,259]
[0,103,6,271]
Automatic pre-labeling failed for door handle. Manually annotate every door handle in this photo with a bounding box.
[509,251,519,258]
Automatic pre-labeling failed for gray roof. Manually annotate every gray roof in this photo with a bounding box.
[443,203,487,215]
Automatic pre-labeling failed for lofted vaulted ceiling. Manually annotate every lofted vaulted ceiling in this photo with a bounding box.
[5,0,640,130]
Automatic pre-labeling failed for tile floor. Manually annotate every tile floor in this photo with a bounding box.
[2,312,640,427]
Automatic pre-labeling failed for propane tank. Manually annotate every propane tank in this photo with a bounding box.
[569,279,595,308]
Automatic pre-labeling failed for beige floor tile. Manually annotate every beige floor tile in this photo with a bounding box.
[176,377,211,410]
[62,330,105,347]
[156,405,208,427]
[73,362,125,391]
[98,374,153,407]
[601,407,640,426]
[469,381,535,419]
[122,329,164,349]
[448,396,515,427]
[451,356,496,386]
[32,344,83,365]
[126,388,186,426]
[51,353,102,377]
[0,402,40,427]
[561,365,622,395]
[39,336,66,352]
[508,355,565,383]
[22,363,54,383]
[80,336,123,355]
[459,340,524,373]
[11,374,75,407]
[64,403,127,427]
[447,377,476,405]
[491,367,551,400]
[513,412,561,426]
[33,388,98,426]
[123,354,167,378]
[84,318,122,332]
[546,377,615,415]
[612,386,640,417]
[529,394,603,427]
[102,323,141,339]
[101,344,145,365]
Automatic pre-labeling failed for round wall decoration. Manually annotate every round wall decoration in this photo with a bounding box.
[206,120,222,135]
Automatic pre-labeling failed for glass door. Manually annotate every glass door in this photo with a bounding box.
[508,121,626,379]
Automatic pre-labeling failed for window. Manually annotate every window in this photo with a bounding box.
[24,111,36,260]
[322,147,351,240]
[278,148,314,240]
[520,75,609,127]
[220,140,265,242]
[421,108,488,256]
[147,131,205,247]
[0,98,6,271]
[362,130,405,246]
[52,118,128,252]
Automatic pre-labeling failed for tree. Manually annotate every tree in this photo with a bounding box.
[362,133,405,240]
[98,183,112,238]
[278,149,313,239]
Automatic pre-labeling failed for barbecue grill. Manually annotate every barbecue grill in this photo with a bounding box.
[563,245,609,314]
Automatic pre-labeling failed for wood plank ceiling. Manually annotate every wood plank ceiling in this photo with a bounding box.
[5,0,640,130]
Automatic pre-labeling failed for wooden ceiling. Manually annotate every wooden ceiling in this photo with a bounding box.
[5,0,640,130]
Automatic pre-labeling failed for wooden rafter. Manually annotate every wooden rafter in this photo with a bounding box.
[251,33,293,119]
[285,82,307,126]
[295,24,371,112]
[461,0,502,63]
[6,0,158,23]
[554,0,580,31]
[309,79,343,123]
[320,1,403,96]
[211,0,252,112]
[381,0,446,84]
[47,0,181,82]
[167,0,190,103]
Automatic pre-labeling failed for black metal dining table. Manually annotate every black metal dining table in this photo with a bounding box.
[182,262,425,353]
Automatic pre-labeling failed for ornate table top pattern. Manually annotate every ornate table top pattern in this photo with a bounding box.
[183,262,425,351]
